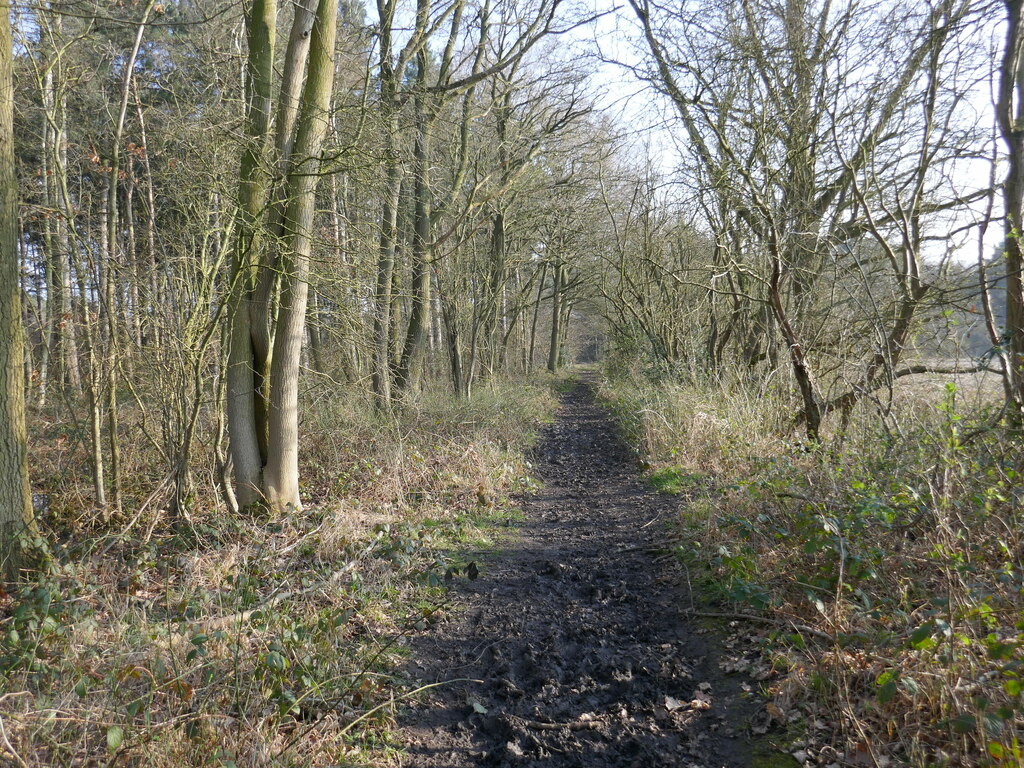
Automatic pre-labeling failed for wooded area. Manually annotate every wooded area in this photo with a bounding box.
[0,0,1023,764]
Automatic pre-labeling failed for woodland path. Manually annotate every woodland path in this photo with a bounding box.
[399,377,762,767]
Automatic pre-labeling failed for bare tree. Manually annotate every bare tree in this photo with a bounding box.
[628,0,987,437]
[0,0,33,577]
[226,0,339,510]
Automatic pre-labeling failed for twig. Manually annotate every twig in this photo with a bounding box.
[339,679,482,737]
[0,713,29,768]
[775,491,812,502]
[95,473,173,557]
[615,544,664,555]
[274,678,483,760]
[277,520,327,556]
[523,718,602,731]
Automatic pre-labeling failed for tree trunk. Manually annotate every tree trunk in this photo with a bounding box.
[440,290,466,397]
[1000,0,1024,421]
[547,262,562,372]
[767,254,823,440]
[125,176,141,349]
[307,291,325,374]
[226,0,276,507]
[371,1,402,409]
[262,0,338,510]
[248,0,318,430]
[396,65,433,395]
[0,0,33,578]
[528,261,546,371]
[72,235,105,506]
[134,89,160,349]
[372,149,400,409]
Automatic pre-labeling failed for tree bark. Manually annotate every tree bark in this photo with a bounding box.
[1000,0,1024,421]
[547,262,562,372]
[226,0,276,507]
[262,0,339,510]
[528,261,546,371]
[372,140,400,409]
[0,0,33,578]
[396,51,433,395]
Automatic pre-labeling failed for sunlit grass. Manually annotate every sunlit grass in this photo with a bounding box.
[3,377,558,767]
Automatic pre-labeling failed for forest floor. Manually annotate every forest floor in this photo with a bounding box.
[398,376,785,768]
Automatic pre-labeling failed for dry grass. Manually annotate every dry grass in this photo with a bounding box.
[601,368,1024,767]
[1,377,558,767]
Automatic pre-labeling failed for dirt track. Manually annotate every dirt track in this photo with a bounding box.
[400,378,763,767]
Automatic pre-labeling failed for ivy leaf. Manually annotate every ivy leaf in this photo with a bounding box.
[469,699,487,714]
[264,651,288,672]
[910,622,935,649]
[876,669,899,705]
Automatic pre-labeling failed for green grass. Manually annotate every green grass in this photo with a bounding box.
[647,466,707,495]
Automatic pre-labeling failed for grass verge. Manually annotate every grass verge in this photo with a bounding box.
[601,369,1023,767]
[1,377,559,767]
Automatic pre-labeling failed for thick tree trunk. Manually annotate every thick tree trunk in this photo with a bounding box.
[247,0,318,432]
[0,1,33,578]
[1000,0,1024,421]
[262,0,338,510]
[226,0,276,507]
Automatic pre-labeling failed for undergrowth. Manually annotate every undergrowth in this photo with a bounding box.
[601,368,1024,767]
[1,376,559,767]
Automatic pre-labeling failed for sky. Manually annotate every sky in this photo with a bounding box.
[573,0,1007,267]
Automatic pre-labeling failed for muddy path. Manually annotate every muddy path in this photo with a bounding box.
[400,378,766,767]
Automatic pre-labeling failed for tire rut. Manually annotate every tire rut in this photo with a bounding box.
[400,378,760,767]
